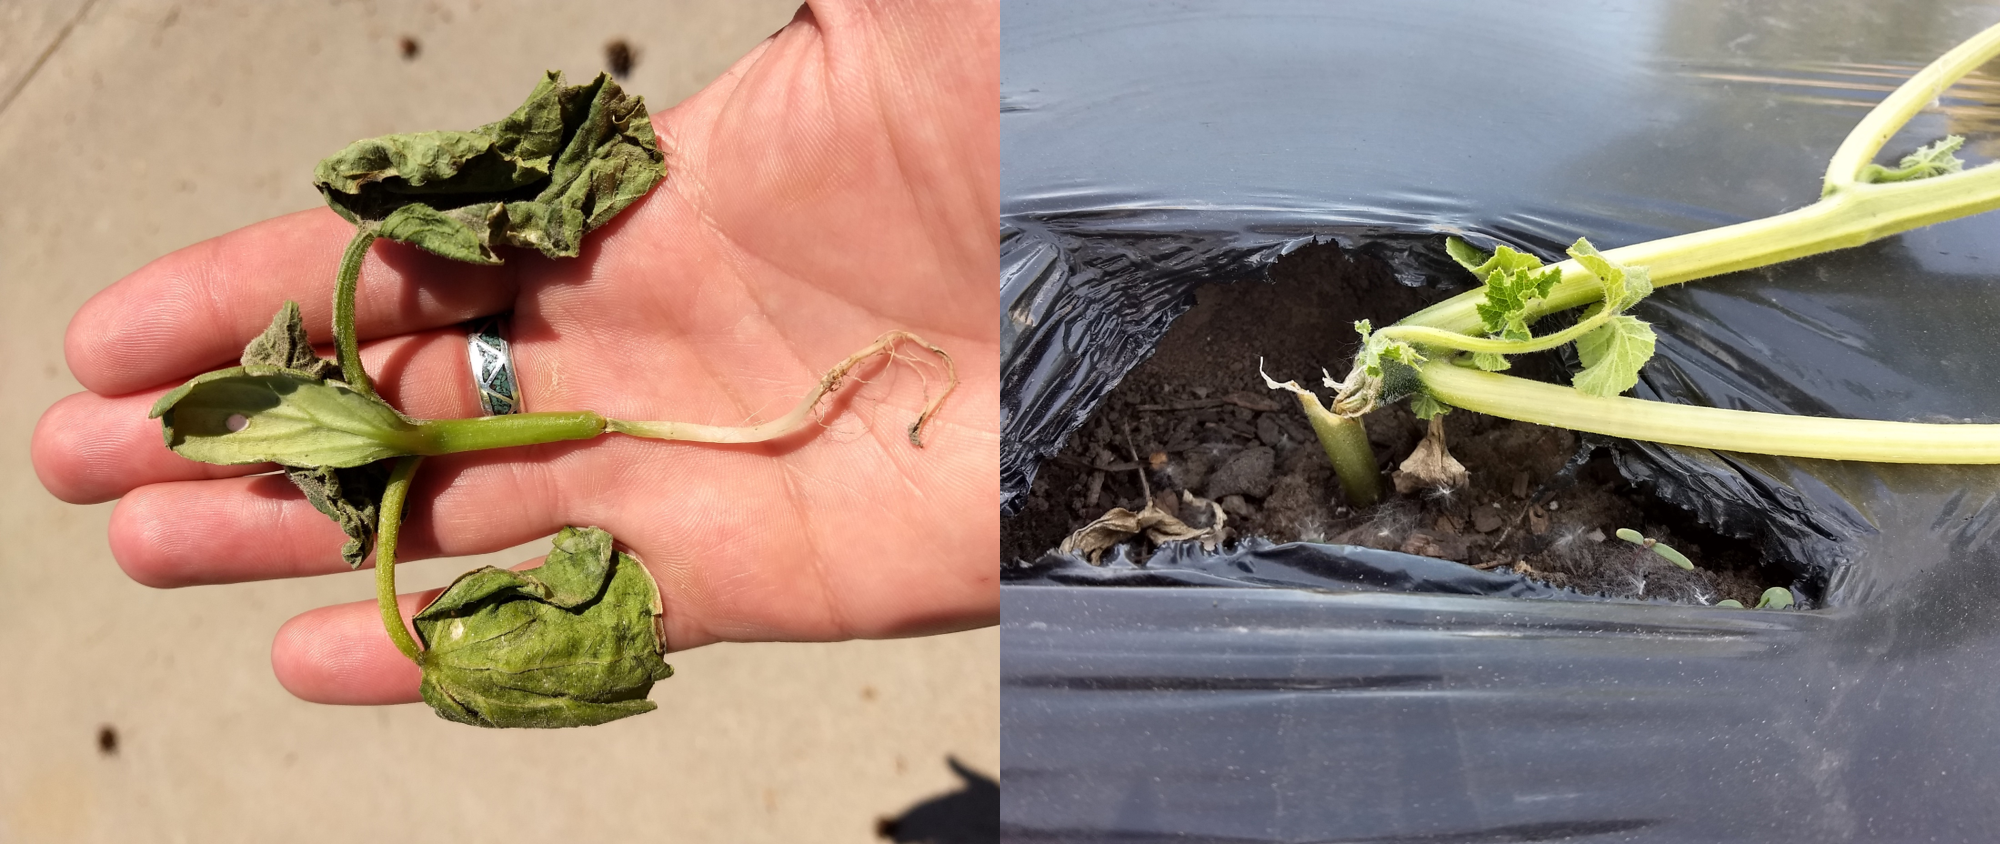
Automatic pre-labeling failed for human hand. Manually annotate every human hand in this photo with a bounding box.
[31,0,998,705]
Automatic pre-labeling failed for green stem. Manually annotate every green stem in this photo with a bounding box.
[1822,22,2000,192]
[335,228,379,397]
[1379,303,1616,356]
[415,411,606,455]
[1398,20,2000,341]
[1403,165,2000,338]
[376,455,424,662]
[1291,389,1380,506]
[1420,360,2000,464]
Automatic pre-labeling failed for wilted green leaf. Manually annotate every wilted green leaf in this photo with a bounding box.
[1573,312,1657,397]
[314,71,666,264]
[151,367,426,467]
[413,526,673,729]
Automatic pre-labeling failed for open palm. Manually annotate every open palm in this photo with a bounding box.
[32,0,997,705]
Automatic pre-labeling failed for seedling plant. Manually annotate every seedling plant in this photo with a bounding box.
[149,73,955,727]
[1268,24,2000,554]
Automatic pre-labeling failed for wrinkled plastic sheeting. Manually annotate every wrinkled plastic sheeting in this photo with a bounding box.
[1002,0,2000,840]
[1007,539,1577,599]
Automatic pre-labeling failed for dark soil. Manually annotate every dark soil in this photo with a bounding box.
[1002,241,1785,606]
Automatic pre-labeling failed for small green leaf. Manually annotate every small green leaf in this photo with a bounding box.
[1350,319,1426,382]
[1567,238,1653,311]
[1755,587,1795,609]
[1573,314,1657,397]
[1715,599,1744,608]
[1469,248,1561,341]
[1444,237,1492,274]
[1860,135,1965,183]
[151,367,426,467]
[314,71,665,264]
[1408,391,1450,420]
[413,526,673,729]
[1472,351,1511,372]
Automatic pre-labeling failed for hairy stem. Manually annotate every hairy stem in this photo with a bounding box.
[1293,389,1380,506]
[606,331,959,447]
[1401,165,2000,339]
[376,455,425,662]
[1398,20,2000,342]
[1823,22,2000,193]
[416,411,607,455]
[1421,361,2000,463]
[1379,303,1617,356]
[335,229,379,396]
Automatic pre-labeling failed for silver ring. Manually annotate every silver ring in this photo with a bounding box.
[467,314,522,415]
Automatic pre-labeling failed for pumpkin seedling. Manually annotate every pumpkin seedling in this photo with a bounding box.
[1614,528,1693,570]
[1270,23,2000,516]
[150,73,956,728]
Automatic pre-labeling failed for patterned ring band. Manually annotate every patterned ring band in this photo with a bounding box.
[466,314,522,416]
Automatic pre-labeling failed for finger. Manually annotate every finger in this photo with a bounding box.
[107,448,571,588]
[66,208,517,396]
[32,390,265,505]
[33,327,484,505]
[272,590,433,705]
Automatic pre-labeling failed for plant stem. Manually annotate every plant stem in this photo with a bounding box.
[1420,360,2000,464]
[606,331,958,447]
[1822,22,2000,193]
[1402,165,2000,339]
[1379,304,1616,356]
[416,411,606,455]
[335,228,379,397]
[1291,389,1379,506]
[376,455,424,662]
[1398,21,2000,341]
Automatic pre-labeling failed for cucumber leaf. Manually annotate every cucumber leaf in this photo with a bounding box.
[314,71,665,264]
[1573,312,1657,397]
[413,526,673,729]
[151,367,424,467]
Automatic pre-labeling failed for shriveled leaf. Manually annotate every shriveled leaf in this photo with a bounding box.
[151,367,425,467]
[1573,313,1656,396]
[413,526,673,729]
[241,301,338,380]
[1392,415,1468,494]
[287,463,392,569]
[314,71,665,264]
[1057,497,1227,564]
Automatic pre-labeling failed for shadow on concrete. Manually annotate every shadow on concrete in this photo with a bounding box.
[876,756,998,843]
